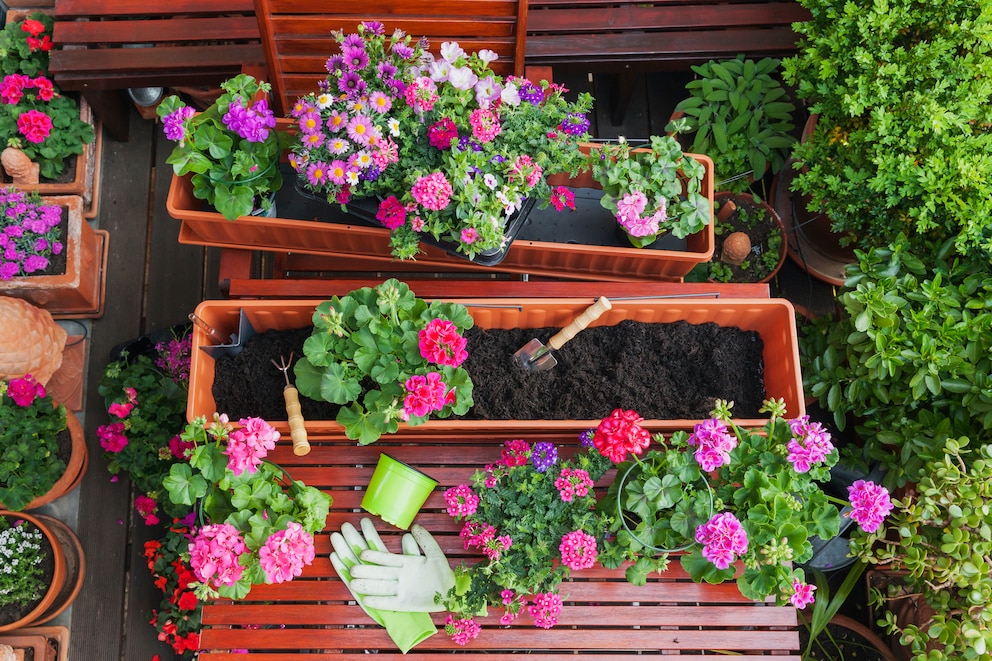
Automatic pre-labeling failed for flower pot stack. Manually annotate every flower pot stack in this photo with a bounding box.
[0,11,107,319]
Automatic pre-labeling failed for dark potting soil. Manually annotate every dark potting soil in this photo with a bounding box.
[0,517,56,628]
[212,320,765,422]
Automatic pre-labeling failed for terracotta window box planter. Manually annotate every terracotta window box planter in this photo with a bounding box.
[187,297,803,436]
[0,195,108,318]
[167,131,714,282]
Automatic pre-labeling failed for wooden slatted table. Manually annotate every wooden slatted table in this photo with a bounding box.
[198,432,801,659]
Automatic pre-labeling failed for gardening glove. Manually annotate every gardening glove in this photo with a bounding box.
[330,519,437,653]
[350,522,456,613]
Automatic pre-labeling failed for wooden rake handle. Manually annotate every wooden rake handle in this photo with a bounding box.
[282,385,311,456]
[547,297,613,351]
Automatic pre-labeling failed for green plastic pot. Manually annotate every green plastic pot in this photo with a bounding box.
[361,454,438,530]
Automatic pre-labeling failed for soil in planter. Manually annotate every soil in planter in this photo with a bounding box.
[212,320,766,421]
[689,196,782,283]
[0,516,56,627]
[1,155,78,187]
[799,620,892,660]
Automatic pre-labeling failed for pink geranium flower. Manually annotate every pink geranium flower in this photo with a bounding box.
[846,480,893,533]
[402,371,453,418]
[188,523,247,588]
[687,418,738,471]
[418,318,468,367]
[790,578,816,609]
[258,522,316,584]
[224,417,280,476]
[695,512,749,570]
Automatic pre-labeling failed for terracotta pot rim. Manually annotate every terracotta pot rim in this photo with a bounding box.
[0,511,66,633]
[710,191,788,284]
[27,514,85,625]
[20,409,88,511]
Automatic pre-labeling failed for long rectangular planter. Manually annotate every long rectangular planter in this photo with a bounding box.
[0,195,108,318]
[168,146,714,282]
[187,296,803,435]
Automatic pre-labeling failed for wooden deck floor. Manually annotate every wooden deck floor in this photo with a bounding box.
[68,71,835,660]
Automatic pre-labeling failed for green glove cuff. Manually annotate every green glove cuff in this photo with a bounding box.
[376,609,437,654]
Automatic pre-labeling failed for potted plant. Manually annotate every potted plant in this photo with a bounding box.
[0,510,81,632]
[97,329,193,525]
[0,11,99,208]
[157,73,288,221]
[782,0,992,259]
[853,436,992,661]
[800,236,992,480]
[438,433,613,643]
[143,516,202,660]
[584,134,711,248]
[0,374,86,512]
[163,414,332,600]
[666,55,796,195]
[596,399,892,607]
[688,191,786,283]
[289,21,594,262]
[293,278,475,444]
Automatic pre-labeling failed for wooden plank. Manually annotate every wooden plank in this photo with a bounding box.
[527,2,810,32]
[71,104,154,661]
[201,655,799,661]
[55,0,255,18]
[263,0,520,14]
[54,16,260,45]
[49,44,265,75]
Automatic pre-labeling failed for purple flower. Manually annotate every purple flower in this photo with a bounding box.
[342,46,369,71]
[518,82,545,105]
[531,442,558,473]
[392,42,414,59]
[560,112,591,136]
[359,21,384,36]
[162,106,195,142]
[21,254,47,273]
[324,55,345,76]
[687,418,738,471]
[579,429,595,448]
[0,261,18,279]
[341,33,366,50]
[222,97,276,143]
[338,71,366,97]
[846,480,893,533]
[785,415,835,473]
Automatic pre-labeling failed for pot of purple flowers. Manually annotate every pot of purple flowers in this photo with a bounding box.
[157,74,289,221]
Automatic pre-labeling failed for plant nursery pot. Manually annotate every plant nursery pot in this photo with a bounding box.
[0,95,103,218]
[0,511,66,633]
[0,196,108,318]
[187,297,804,437]
[703,191,787,284]
[361,453,438,530]
[168,135,715,282]
[0,409,88,512]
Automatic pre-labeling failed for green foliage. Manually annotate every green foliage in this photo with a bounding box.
[588,134,711,246]
[703,195,783,283]
[0,515,46,608]
[853,437,992,660]
[157,74,288,221]
[782,0,992,257]
[98,345,191,520]
[0,12,54,77]
[667,56,796,193]
[294,279,475,444]
[800,237,992,479]
[0,378,67,511]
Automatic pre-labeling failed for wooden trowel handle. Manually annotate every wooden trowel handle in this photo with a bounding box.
[547,297,613,350]
[283,385,311,456]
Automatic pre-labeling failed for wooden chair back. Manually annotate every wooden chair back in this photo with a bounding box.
[253,0,528,116]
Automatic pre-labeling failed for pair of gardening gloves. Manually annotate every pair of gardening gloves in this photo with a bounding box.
[330,518,455,653]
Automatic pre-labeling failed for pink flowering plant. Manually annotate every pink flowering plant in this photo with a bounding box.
[157,73,288,220]
[163,414,332,600]
[97,332,193,524]
[438,435,612,643]
[595,399,892,608]
[0,186,63,280]
[587,135,710,248]
[0,374,68,511]
[294,278,474,444]
[291,21,593,260]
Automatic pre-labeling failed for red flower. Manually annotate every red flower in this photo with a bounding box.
[177,591,198,611]
[21,19,46,37]
[593,408,651,463]
[16,109,52,143]
[154,575,168,591]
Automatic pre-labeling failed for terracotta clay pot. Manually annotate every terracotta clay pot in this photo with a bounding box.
[710,191,788,284]
[26,515,85,626]
[0,512,66,633]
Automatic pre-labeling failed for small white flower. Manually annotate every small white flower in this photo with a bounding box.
[387,118,401,137]
[315,93,334,109]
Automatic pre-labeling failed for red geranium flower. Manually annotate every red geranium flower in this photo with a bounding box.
[21,19,46,37]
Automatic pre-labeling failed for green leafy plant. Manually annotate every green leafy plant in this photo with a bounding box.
[97,333,193,524]
[439,434,612,639]
[852,436,992,660]
[800,236,992,479]
[667,56,795,194]
[294,278,475,444]
[0,12,54,78]
[0,375,68,511]
[782,0,992,257]
[587,134,711,247]
[799,561,870,659]
[157,74,288,221]
[292,22,593,260]
[701,194,784,283]
[164,414,332,600]
[0,514,47,609]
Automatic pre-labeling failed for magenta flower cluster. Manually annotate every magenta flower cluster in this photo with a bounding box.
[786,415,835,473]
[401,371,455,420]
[559,530,597,571]
[615,190,668,238]
[5,373,44,406]
[188,522,247,589]
[846,479,894,533]
[528,592,564,629]
[258,521,316,584]
[695,511,749,570]
[0,187,63,280]
[222,96,277,143]
[224,417,280,476]
[687,417,738,471]
[418,318,468,367]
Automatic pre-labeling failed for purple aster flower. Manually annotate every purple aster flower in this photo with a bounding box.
[342,46,369,71]
[325,55,345,75]
[338,71,366,97]
[360,21,384,36]
[392,42,414,59]
[378,61,398,79]
[387,79,407,97]
[341,33,365,50]
[162,105,195,142]
[531,442,558,473]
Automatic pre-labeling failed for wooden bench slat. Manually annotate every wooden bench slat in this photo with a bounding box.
[263,0,520,16]
[49,44,265,76]
[55,0,255,18]
[199,656,800,661]
[267,16,519,39]
[53,16,260,44]
[528,3,810,32]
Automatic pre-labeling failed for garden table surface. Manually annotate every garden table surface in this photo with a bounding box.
[198,432,802,659]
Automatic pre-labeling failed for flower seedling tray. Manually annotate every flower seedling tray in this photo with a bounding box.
[187,297,803,436]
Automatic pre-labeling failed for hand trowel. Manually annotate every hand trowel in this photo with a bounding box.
[512,297,612,372]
